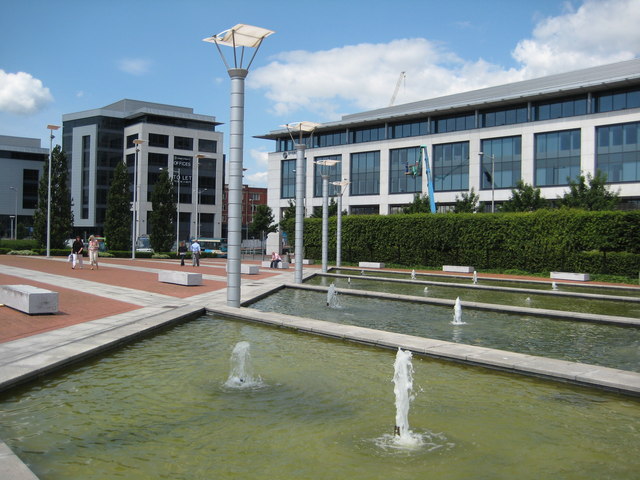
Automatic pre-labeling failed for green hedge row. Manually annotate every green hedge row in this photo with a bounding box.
[283,209,640,277]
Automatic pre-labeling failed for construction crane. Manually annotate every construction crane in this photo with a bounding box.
[389,71,406,106]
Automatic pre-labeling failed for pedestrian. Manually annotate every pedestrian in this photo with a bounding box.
[178,241,187,266]
[270,251,282,269]
[71,235,84,269]
[190,239,201,267]
[88,235,99,270]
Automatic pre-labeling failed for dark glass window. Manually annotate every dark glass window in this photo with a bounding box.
[388,120,428,139]
[126,134,139,149]
[534,95,587,120]
[433,113,475,133]
[480,136,521,189]
[174,136,193,151]
[173,155,193,204]
[433,141,469,191]
[313,155,342,197]
[315,130,347,148]
[22,169,39,209]
[350,151,380,196]
[481,105,528,127]
[280,159,296,199]
[350,125,385,144]
[147,153,169,201]
[81,135,91,219]
[389,147,422,194]
[595,87,640,113]
[198,139,217,153]
[197,158,216,205]
[148,133,169,148]
[596,121,640,182]
[350,205,379,215]
[534,129,581,186]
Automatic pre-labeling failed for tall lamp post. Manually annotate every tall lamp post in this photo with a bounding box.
[9,186,17,239]
[46,124,60,257]
[284,122,319,284]
[204,24,274,307]
[131,138,146,259]
[479,151,496,213]
[330,179,350,268]
[315,159,340,273]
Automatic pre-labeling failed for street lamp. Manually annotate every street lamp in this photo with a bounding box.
[284,121,320,284]
[204,24,274,308]
[315,159,340,273]
[330,179,350,268]
[46,124,60,257]
[9,186,17,239]
[132,138,146,259]
[479,151,496,213]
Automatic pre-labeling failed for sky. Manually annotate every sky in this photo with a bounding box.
[1,0,640,188]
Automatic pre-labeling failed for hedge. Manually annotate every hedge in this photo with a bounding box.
[282,209,640,277]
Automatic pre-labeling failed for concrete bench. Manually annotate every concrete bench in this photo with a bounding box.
[443,265,475,273]
[292,259,314,265]
[359,262,385,269]
[0,285,58,314]
[225,264,261,275]
[261,261,290,269]
[158,271,203,286]
[550,272,590,282]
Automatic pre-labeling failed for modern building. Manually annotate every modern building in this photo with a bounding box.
[0,136,47,239]
[62,99,224,242]
[260,58,640,251]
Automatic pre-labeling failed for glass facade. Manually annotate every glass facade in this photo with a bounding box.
[596,121,640,182]
[173,155,193,204]
[535,129,581,186]
[388,120,428,139]
[350,126,385,144]
[389,147,422,194]
[198,158,216,205]
[350,151,380,196]
[595,87,640,113]
[433,142,469,192]
[533,96,587,121]
[480,136,521,189]
[174,136,193,151]
[280,159,296,199]
[148,133,169,148]
[81,136,90,219]
[433,113,475,134]
[198,139,217,153]
[313,155,342,197]
[481,105,528,127]
[146,152,169,201]
[22,169,39,209]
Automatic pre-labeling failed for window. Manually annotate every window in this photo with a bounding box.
[481,105,528,127]
[433,142,469,191]
[315,130,347,148]
[388,120,428,139]
[389,147,422,194]
[313,155,342,197]
[596,121,640,182]
[535,130,581,186]
[148,133,169,148]
[595,87,640,113]
[280,159,296,199]
[350,205,379,215]
[350,125,385,144]
[126,134,139,149]
[433,113,475,133]
[174,155,193,204]
[198,158,216,204]
[533,96,587,121]
[81,135,91,219]
[174,136,193,150]
[198,139,217,153]
[350,151,380,196]
[147,153,169,201]
[480,136,521,189]
[22,169,39,209]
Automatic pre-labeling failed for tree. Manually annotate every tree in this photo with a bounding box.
[249,204,278,240]
[402,194,432,214]
[453,188,482,213]
[33,145,74,249]
[501,180,548,212]
[104,161,132,251]
[311,198,338,218]
[559,170,620,211]
[149,169,176,252]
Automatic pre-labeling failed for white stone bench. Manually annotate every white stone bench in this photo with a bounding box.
[261,261,290,269]
[443,265,475,273]
[359,262,385,269]
[158,271,203,286]
[0,285,58,314]
[225,264,261,275]
[550,272,590,282]
[292,258,314,265]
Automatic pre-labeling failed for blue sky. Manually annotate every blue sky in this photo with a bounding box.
[1,0,639,187]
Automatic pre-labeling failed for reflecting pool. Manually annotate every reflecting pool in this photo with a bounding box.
[1,316,639,480]
[250,288,640,372]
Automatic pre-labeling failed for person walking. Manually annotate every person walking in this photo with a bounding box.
[190,239,201,267]
[88,235,100,270]
[178,241,187,266]
[71,235,84,269]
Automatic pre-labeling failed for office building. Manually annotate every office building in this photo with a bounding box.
[62,99,224,241]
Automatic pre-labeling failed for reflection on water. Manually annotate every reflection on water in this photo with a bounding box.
[250,288,640,372]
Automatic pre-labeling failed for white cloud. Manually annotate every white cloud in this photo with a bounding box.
[118,58,152,76]
[512,0,640,77]
[249,147,269,166]
[0,70,53,114]
[245,170,268,187]
[248,0,640,121]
